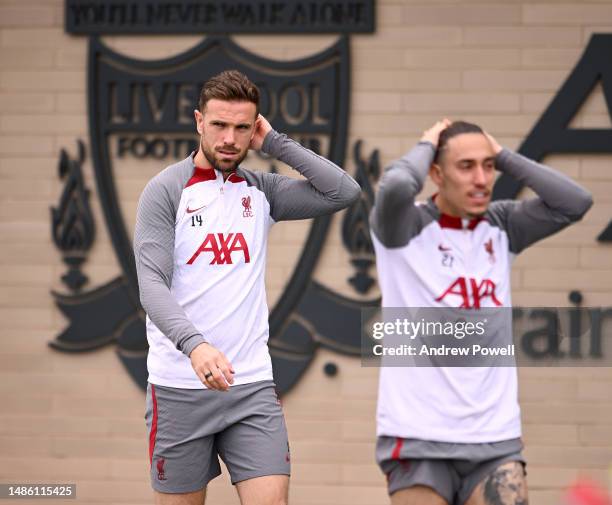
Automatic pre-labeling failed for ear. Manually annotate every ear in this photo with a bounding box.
[429,163,443,186]
[194,109,204,135]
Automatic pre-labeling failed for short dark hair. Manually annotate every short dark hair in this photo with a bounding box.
[434,121,484,163]
[198,70,260,116]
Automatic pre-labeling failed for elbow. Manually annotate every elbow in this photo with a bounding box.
[138,287,150,315]
[578,190,594,219]
[378,169,419,208]
[345,176,361,205]
[136,275,155,316]
[335,174,361,208]
[569,189,594,222]
[386,165,421,194]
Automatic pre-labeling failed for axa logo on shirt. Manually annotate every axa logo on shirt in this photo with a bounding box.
[187,233,251,265]
[435,277,502,308]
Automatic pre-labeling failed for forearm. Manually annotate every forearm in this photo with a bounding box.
[496,149,593,220]
[371,141,434,243]
[261,129,360,202]
[377,141,435,208]
[139,278,206,356]
[136,244,207,357]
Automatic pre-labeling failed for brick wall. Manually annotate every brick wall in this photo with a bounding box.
[1,1,611,504]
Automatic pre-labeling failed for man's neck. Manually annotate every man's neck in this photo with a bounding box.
[434,193,463,218]
[192,151,233,181]
[192,150,208,169]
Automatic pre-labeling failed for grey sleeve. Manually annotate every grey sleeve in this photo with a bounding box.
[370,141,435,247]
[488,149,593,254]
[259,130,361,221]
[133,171,207,357]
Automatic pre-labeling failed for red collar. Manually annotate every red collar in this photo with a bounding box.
[185,166,216,187]
[189,150,245,183]
[438,213,483,230]
[186,166,246,187]
[431,193,484,230]
[226,172,245,183]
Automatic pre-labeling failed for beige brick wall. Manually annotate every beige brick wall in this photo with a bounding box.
[1,1,611,504]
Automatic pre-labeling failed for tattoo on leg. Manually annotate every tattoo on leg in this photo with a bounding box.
[483,463,528,505]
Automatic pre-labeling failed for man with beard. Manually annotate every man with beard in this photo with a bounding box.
[370,120,592,505]
[134,70,360,505]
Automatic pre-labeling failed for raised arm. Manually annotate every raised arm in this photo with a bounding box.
[487,135,593,253]
[371,119,450,247]
[248,115,360,221]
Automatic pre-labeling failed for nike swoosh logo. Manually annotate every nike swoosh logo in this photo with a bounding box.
[186,205,206,214]
[438,244,451,251]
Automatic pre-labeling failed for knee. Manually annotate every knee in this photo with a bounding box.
[270,493,288,505]
[264,492,287,505]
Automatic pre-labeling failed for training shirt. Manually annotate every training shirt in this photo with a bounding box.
[134,130,360,389]
[370,142,592,443]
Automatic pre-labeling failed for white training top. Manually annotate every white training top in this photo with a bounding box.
[134,130,360,388]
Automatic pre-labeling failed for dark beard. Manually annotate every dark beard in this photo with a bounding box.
[201,138,248,175]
